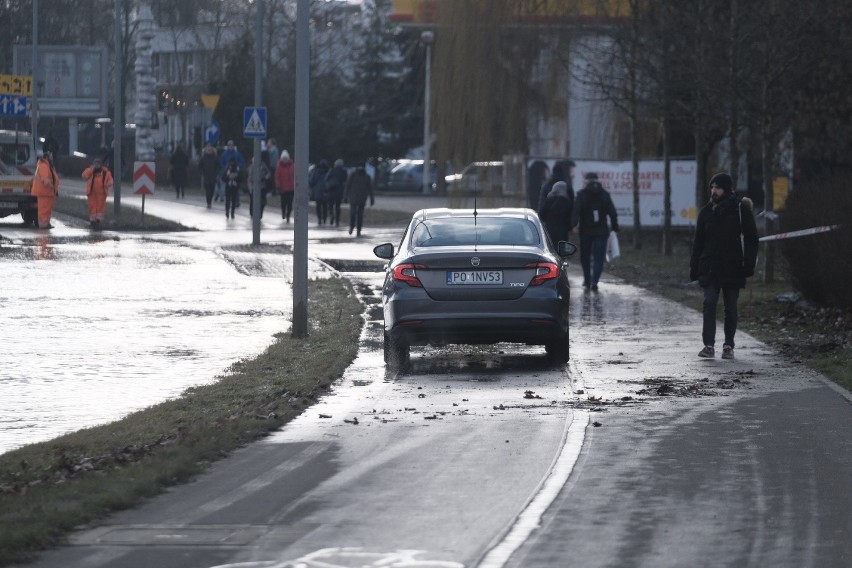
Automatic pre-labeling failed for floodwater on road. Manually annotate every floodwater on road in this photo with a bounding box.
[0,233,294,455]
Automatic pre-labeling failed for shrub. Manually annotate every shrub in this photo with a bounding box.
[781,170,852,309]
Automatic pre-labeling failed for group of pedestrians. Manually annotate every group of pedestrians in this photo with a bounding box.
[534,160,758,360]
[308,158,374,236]
[537,159,619,292]
[27,135,371,234]
[193,138,294,221]
[167,139,374,232]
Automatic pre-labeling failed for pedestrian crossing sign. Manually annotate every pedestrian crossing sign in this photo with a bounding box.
[243,106,267,138]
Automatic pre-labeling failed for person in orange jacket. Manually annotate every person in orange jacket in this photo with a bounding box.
[31,150,60,230]
[81,158,113,229]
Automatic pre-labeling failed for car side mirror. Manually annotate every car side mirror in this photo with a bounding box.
[373,243,395,259]
[557,241,577,258]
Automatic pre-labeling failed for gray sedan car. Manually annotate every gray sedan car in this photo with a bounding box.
[373,208,577,369]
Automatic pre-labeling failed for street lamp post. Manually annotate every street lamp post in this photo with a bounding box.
[421,30,434,195]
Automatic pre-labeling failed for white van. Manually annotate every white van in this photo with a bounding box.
[0,130,38,226]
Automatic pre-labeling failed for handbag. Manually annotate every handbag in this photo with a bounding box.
[606,231,621,263]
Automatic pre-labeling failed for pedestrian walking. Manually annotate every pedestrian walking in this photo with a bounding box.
[275,150,295,223]
[170,144,189,198]
[220,140,246,207]
[222,158,242,220]
[343,162,374,237]
[200,143,219,208]
[266,138,280,169]
[31,150,59,230]
[571,172,619,291]
[539,180,573,245]
[309,159,330,225]
[690,172,759,360]
[81,158,113,229]
[248,157,270,219]
[325,158,348,227]
[537,159,575,213]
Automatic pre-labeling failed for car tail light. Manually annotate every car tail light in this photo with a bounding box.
[527,262,559,286]
[392,263,426,287]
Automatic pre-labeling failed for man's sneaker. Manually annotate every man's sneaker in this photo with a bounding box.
[698,345,715,358]
[722,345,735,359]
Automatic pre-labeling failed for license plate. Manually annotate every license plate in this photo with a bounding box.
[0,202,19,209]
[446,270,503,285]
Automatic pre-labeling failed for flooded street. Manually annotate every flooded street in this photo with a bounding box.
[0,185,417,456]
[0,232,296,454]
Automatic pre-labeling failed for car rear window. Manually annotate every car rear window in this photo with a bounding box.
[412,218,540,247]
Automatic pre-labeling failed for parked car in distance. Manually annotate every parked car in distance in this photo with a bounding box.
[445,161,504,194]
[383,159,437,192]
[373,207,577,369]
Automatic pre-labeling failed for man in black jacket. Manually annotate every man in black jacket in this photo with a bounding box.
[571,172,619,291]
[690,172,759,359]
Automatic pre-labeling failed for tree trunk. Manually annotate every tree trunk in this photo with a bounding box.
[728,0,740,190]
[629,2,642,249]
[761,83,775,283]
[631,112,642,249]
[662,113,673,255]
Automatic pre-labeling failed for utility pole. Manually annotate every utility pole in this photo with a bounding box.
[31,0,38,148]
[421,30,434,195]
[251,0,264,245]
[292,0,310,338]
[113,0,122,213]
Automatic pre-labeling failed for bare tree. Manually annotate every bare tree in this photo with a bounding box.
[735,0,822,282]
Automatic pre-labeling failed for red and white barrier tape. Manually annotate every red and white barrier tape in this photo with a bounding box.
[759,224,841,242]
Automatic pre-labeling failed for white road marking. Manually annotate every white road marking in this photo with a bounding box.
[475,358,589,568]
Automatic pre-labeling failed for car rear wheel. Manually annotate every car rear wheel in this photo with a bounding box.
[384,332,410,370]
[545,329,569,363]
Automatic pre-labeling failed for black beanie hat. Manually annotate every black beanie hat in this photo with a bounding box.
[709,172,733,193]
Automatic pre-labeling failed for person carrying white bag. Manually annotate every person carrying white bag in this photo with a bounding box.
[571,172,620,291]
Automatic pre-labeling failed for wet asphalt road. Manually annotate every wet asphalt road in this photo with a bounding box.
[4,186,852,567]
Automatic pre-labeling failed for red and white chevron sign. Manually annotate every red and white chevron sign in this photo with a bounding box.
[133,161,155,195]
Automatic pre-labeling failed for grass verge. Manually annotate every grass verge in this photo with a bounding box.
[53,195,194,232]
[609,230,852,393]
[0,277,363,566]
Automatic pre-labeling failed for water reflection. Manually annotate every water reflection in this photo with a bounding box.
[35,234,55,260]
[0,237,291,454]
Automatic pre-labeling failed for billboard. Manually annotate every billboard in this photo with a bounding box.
[530,158,698,227]
[13,46,108,117]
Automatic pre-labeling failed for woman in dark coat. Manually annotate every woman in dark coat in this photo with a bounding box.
[170,144,189,198]
[690,172,759,359]
[199,144,219,208]
[539,180,573,245]
[309,159,330,225]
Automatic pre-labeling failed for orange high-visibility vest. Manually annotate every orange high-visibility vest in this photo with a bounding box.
[82,166,114,195]
[31,158,59,197]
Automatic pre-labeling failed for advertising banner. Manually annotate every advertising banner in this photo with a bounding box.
[573,160,697,227]
[530,158,698,228]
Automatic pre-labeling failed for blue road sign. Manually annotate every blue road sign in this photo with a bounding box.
[243,107,267,139]
[204,119,220,145]
[0,95,28,117]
